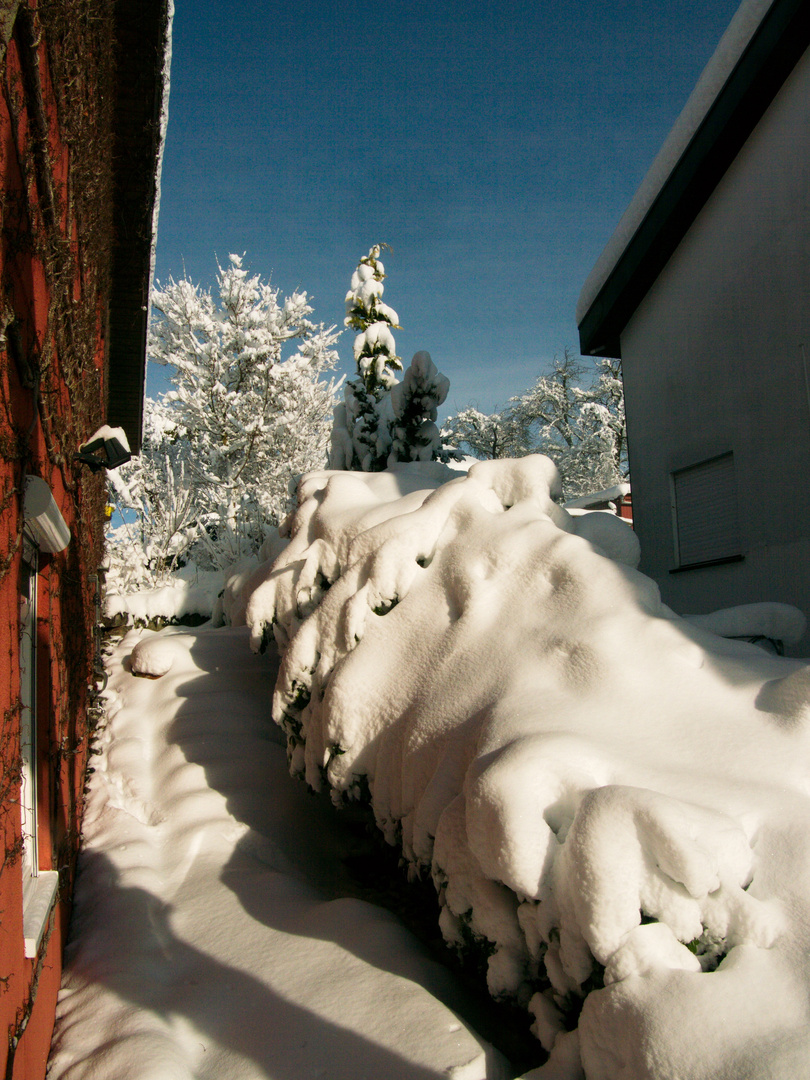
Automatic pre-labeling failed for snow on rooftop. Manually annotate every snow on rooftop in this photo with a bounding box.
[576,0,777,328]
[564,483,630,509]
[148,0,174,305]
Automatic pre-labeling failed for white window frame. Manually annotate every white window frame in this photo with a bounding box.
[19,539,58,958]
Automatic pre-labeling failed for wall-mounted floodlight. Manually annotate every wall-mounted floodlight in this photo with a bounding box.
[75,425,132,472]
[23,475,71,553]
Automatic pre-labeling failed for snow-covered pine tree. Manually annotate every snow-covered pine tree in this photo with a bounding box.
[388,351,450,463]
[330,244,402,471]
[345,244,402,393]
[109,254,341,579]
[330,246,453,471]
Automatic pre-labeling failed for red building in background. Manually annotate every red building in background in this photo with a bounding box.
[0,2,169,1075]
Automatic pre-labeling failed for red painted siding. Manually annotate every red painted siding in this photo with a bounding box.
[1,4,111,1075]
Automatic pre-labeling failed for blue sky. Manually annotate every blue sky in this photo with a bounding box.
[151,0,741,416]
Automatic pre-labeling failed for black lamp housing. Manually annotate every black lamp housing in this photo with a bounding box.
[75,435,132,473]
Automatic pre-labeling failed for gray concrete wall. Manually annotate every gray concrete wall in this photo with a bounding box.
[620,45,810,653]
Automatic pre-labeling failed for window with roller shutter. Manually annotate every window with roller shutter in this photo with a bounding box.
[672,453,743,568]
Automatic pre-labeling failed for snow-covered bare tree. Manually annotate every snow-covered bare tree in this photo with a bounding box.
[511,352,626,496]
[441,406,526,460]
[443,352,627,498]
[330,246,452,471]
[106,398,199,590]
[107,254,341,583]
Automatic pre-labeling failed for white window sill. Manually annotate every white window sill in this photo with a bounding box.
[23,871,59,958]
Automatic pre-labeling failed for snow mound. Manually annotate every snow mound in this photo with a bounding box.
[49,626,509,1079]
[567,508,639,568]
[244,455,810,1079]
[129,631,186,677]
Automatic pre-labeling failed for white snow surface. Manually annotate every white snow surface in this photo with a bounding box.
[576,0,776,327]
[685,602,807,646]
[49,625,509,1080]
[240,456,810,1079]
[104,567,226,624]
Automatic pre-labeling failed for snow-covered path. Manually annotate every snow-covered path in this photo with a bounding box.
[48,626,509,1080]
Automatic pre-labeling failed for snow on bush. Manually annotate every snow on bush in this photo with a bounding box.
[104,529,289,629]
[129,632,186,677]
[389,350,451,464]
[239,455,810,1078]
[103,564,226,626]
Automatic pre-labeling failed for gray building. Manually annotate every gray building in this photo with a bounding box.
[577,0,810,653]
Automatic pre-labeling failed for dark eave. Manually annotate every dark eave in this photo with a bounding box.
[105,0,170,453]
[578,0,810,359]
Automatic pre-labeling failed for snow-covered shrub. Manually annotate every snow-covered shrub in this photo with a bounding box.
[102,564,226,628]
[241,455,810,1079]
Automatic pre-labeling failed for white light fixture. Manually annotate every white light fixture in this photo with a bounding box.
[23,476,70,553]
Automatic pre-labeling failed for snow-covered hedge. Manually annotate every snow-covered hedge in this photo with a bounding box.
[103,565,226,627]
[104,532,290,629]
[240,456,810,1079]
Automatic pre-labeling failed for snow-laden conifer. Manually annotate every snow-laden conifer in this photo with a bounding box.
[330,245,400,470]
[388,350,450,463]
[344,244,402,393]
[331,246,452,471]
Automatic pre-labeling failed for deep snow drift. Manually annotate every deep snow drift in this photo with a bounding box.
[238,456,810,1079]
[47,626,508,1080]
